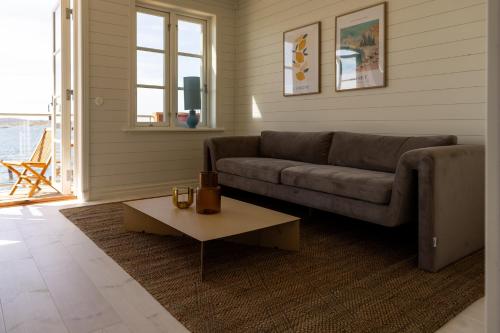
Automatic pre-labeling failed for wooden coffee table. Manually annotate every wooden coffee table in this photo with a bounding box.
[123,196,300,280]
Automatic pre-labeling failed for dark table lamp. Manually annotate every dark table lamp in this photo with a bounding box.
[184,76,201,128]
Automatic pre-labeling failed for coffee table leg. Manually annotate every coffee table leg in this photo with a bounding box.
[200,241,205,282]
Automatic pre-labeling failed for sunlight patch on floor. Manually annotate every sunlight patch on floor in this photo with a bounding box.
[0,239,21,246]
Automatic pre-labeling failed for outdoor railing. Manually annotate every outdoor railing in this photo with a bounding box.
[137,112,191,124]
[0,112,51,193]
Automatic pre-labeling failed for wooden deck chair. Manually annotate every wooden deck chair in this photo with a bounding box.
[0,128,58,197]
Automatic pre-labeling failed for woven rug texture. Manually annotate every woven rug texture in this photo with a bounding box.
[60,202,484,333]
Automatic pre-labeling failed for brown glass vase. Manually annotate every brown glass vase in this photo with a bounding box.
[196,171,221,214]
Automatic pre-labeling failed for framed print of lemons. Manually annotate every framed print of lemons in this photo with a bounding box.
[283,22,320,96]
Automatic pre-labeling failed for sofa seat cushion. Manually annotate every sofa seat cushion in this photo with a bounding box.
[216,157,308,184]
[281,165,395,204]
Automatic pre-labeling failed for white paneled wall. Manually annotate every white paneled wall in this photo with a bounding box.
[87,0,236,199]
[85,0,486,199]
[234,0,486,143]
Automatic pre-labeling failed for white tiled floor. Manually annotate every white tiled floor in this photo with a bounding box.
[0,200,484,333]
[436,298,484,333]
[0,201,187,333]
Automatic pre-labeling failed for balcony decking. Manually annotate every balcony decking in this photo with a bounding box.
[0,183,66,207]
[0,113,75,206]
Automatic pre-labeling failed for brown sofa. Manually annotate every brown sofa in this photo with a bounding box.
[204,131,485,272]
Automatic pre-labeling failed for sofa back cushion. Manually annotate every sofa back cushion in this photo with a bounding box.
[260,131,333,164]
[328,131,457,172]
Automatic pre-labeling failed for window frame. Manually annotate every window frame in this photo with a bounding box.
[131,5,210,129]
[174,14,208,128]
[135,6,169,127]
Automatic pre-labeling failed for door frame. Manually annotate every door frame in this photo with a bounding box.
[49,0,87,200]
[74,0,89,201]
[51,0,72,195]
[487,0,500,332]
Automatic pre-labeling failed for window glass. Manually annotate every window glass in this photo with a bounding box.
[137,88,164,122]
[54,5,61,51]
[137,50,164,86]
[178,20,202,55]
[137,12,164,50]
[177,56,202,87]
[55,52,61,94]
[284,68,293,95]
[177,89,186,123]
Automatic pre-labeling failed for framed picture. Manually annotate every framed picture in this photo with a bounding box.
[283,22,321,96]
[335,2,386,91]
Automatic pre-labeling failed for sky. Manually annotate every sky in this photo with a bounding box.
[0,1,54,115]
[0,2,204,119]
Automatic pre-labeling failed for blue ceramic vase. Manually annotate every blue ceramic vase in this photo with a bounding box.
[186,110,199,128]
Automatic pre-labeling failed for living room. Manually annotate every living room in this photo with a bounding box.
[0,0,498,332]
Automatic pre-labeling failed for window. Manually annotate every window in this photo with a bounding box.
[134,7,208,127]
[136,9,167,124]
[176,17,207,127]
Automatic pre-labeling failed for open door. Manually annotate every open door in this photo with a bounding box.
[51,0,73,194]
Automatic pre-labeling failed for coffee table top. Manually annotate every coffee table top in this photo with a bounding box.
[123,196,300,242]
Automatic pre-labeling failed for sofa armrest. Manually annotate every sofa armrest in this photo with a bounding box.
[392,145,485,272]
[204,136,261,171]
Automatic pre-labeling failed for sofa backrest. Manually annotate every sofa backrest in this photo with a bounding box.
[260,131,333,164]
[328,131,458,173]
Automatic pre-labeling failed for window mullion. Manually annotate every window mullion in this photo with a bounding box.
[137,46,164,53]
[201,19,208,127]
[137,84,165,89]
[164,13,170,126]
[178,51,203,59]
[170,13,177,127]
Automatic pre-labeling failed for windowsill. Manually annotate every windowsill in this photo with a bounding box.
[123,127,225,133]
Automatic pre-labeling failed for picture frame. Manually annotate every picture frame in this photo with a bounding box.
[335,2,387,91]
[283,22,321,96]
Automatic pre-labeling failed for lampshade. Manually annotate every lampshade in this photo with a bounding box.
[183,76,201,110]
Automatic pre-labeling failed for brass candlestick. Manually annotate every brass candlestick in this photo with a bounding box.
[172,187,194,209]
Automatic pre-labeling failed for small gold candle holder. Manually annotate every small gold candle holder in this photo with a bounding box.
[172,187,194,209]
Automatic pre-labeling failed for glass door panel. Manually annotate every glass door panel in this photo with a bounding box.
[51,0,72,194]
[53,97,62,185]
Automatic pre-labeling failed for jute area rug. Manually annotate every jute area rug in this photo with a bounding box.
[60,202,483,333]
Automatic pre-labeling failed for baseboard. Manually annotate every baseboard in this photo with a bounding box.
[88,179,198,202]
